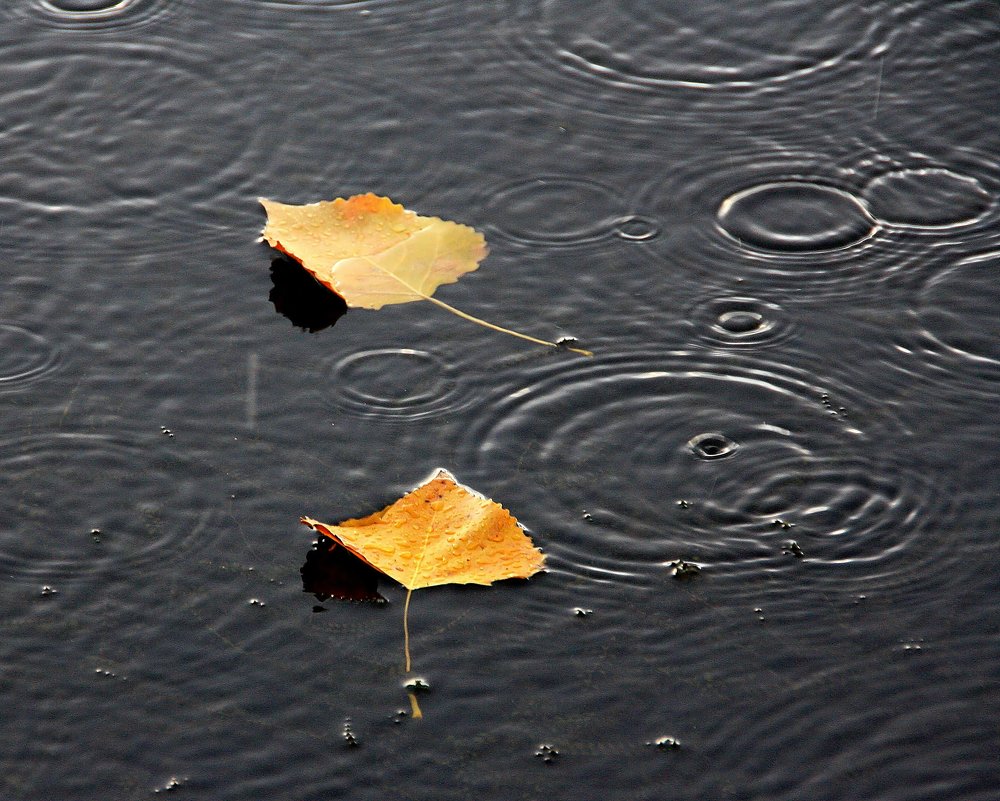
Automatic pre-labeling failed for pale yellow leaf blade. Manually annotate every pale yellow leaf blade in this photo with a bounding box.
[259,194,426,279]
[329,218,487,309]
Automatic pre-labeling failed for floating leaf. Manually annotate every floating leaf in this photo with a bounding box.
[301,468,545,716]
[301,469,545,591]
[260,194,591,355]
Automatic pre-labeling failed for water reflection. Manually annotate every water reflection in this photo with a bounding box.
[268,257,347,333]
[301,539,386,604]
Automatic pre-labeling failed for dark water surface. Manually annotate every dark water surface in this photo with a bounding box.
[2,2,999,798]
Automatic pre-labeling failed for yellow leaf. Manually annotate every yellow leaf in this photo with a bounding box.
[300,468,545,591]
[260,193,591,355]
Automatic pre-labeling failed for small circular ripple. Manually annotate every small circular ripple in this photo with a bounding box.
[718,182,875,253]
[0,431,223,584]
[864,168,993,229]
[0,325,61,390]
[458,350,956,591]
[614,215,660,242]
[483,176,631,247]
[688,296,794,348]
[323,348,462,421]
[22,0,177,29]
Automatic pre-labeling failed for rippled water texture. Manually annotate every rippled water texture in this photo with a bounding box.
[1,1,998,799]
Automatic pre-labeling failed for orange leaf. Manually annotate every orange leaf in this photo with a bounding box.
[260,194,591,355]
[301,469,545,708]
[300,469,544,590]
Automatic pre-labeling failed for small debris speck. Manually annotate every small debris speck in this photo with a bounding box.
[342,717,360,747]
[534,743,559,764]
[572,607,593,617]
[783,540,805,558]
[646,736,681,750]
[404,677,430,693]
[667,560,701,580]
[154,776,184,793]
[40,585,57,597]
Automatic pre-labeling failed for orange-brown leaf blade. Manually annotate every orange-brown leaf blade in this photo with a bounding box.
[300,469,544,590]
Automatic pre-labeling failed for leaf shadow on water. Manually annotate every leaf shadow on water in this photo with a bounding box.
[300,538,387,605]
[268,256,347,333]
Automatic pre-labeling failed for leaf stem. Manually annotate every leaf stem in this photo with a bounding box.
[403,587,414,673]
[423,295,593,357]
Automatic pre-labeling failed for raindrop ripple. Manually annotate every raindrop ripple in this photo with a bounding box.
[483,176,629,247]
[0,431,224,584]
[23,0,178,29]
[323,348,462,421]
[0,324,61,390]
[458,350,961,592]
[863,168,993,229]
[498,0,891,116]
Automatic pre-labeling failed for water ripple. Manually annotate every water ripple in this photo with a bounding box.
[718,182,875,253]
[864,168,993,229]
[0,38,276,256]
[482,176,633,248]
[456,350,959,593]
[698,649,999,801]
[886,250,1000,398]
[323,348,463,422]
[687,295,795,349]
[0,324,61,390]
[634,144,922,301]
[496,0,895,118]
[13,0,180,29]
[0,430,224,584]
